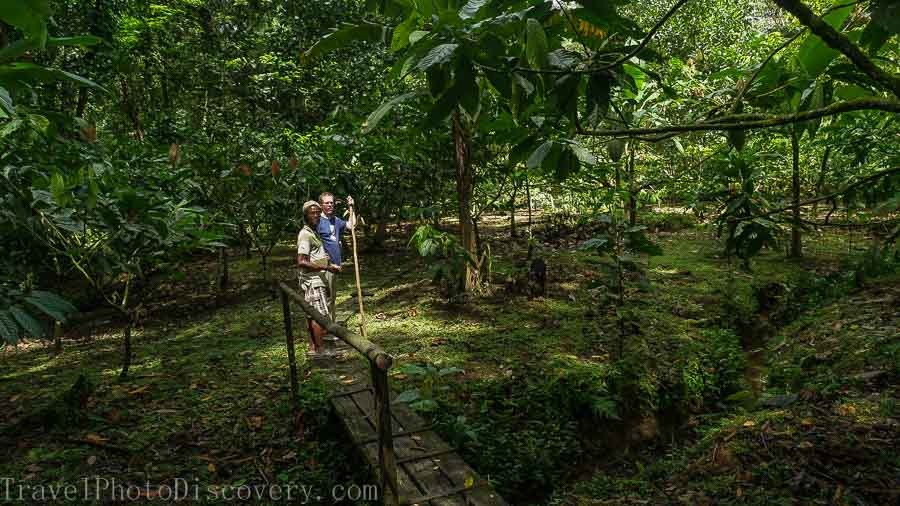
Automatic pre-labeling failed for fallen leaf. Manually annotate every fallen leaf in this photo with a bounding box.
[801,419,815,428]
[87,456,97,466]
[128,386,149,395]
[208,463,216,473]
[248,416,263,430]
[85,433,109,444]
[9,394,21,402]
[464,476,474,489]
[796,441,813,450]
[239,350,254,357]
[25,464,41,473]
[742,420,756,428]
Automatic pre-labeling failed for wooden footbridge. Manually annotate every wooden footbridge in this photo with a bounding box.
[277,282,506,506]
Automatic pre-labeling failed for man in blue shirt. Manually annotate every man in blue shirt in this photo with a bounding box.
[316,192,356,319]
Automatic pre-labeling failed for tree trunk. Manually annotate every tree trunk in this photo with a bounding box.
[120,78,145,141]
[526,177,533,234]
[374,215,388,248]
[812,145,831,216]
[119,317,133,379]
[510,180,519,238]
[790,127,802,258]
[627,143,637,226]
[76,88,89,118]
[218,247,229,289]
[53,321,62,355]
[452,109,478,292]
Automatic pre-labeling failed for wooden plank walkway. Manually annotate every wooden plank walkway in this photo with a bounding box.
[317,340,507,506]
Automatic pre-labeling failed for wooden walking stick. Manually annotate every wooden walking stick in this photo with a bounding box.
[348,202,368,338]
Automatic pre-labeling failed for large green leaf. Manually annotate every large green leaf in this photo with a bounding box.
[363,91,421,134]
[0,310,19,345]
[0,0,51,45]
[302,22,393,61]
[0,63,105,91]
[796,0,853,78]
[391,13,419,51]
[24,296,69,323]
[455,56,479,114]
[525,18,548,69]
[0,35,103,63]
[460,0,489,20]
[10,305,45,338]
[527,140,554,170]
[415,43,459,72]
[871,0,900,35]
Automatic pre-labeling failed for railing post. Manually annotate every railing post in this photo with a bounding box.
[280,287,300,409]
[372,362,398,505]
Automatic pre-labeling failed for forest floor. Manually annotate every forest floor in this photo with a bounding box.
[1,210,898,505]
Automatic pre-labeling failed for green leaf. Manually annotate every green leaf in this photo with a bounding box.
[460,0,489,20]
[415,43,459,72]
[0,0,51,45]
[0,310,19,345]
[796,0,853,77]
[24,296,69,322]
[394,389,421,403]
[569,142,597,166]
[363,91,420,134]
[391,13,418,52]
[673,137,685,155]
[0,118,22,138]
[302,22,393,61]
[425,83,462,125]
[10,306,45,338]
[859,20,891,53]
[0,63,105,91]
[525,18,548,69]
[455,57,480,114]
[527,141,553,170]
[408,30,428,45]
[0,86,12,117]
[31,290,78,314]
[622,64,646,95]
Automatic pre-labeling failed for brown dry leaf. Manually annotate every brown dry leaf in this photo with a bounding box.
[801,419,815,428]
[281,451,297,461]
[797,441,814,450]
[9,394,21,402]
[128,385,149,395]
[85,433,109,444]
[742,420,756,428]
[207,462,216,473]
[341,378,355,385]
[87,455,97,466]
[25,464,41,473]
[834,484,844,501]
[248,416,263,430]
[736,487,742,498]
[239,350,254,357]
[837,404,857,416]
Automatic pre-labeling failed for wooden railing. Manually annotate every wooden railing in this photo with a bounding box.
[276,281,399,504]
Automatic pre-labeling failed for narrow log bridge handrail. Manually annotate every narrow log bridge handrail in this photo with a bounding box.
[278,282,392,370]
[276,281,399,504]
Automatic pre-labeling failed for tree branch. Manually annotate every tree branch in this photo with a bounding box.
[594,0,692,71]
[741,165,900,221]
[578,98,900,138]
[772,0,900,98]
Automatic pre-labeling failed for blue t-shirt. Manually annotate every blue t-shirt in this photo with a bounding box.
[317,215,347,265]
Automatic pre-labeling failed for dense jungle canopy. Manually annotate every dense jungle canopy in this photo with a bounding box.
[1,0,899,504]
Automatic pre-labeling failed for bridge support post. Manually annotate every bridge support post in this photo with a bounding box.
[373,364,399,505]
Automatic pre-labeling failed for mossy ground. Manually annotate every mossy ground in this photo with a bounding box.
[1,211,897,505]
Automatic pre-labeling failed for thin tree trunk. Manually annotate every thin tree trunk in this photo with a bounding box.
[628,143,637,226]
[812,145,831,216]
[510,179,519,238]
[119,316,134,379]
[218,247,229,289]
[526,177,533,234]
[790,127,802,258]
[53,321,62,355]
[452,109,478,292]
[76,88,89,117]
[120,78,145,141]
